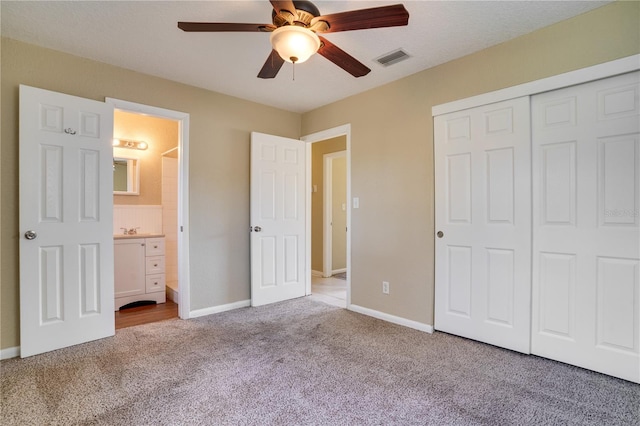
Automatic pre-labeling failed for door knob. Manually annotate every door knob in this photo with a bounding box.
[254,226,262,232]
[24,230,37,240]
[437,231,444,238]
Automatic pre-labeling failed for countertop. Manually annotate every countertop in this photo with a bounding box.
[114,234,165,240]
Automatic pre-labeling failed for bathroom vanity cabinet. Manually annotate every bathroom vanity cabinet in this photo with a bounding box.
[114,235,166,310]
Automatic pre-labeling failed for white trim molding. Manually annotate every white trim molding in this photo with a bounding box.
[189,299,251,319]
[432,54,640,116]
[0,346,20,360]
[349,304,434,333]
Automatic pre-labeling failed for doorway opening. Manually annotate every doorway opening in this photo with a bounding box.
[107,98,191,326]
[302,125,351,308]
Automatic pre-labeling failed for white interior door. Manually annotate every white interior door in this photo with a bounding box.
[250,132,306,306]
[19,85,115,357]
[434,97,531,353]
[531,71,640,383]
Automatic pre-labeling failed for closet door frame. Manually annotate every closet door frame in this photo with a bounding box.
[433,55,639,117]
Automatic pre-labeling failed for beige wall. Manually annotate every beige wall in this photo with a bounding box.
[301,1,640,326]
[113,110,179,205]
[331,156,347,271]
[311,136,347,272]
[0,38,301,349]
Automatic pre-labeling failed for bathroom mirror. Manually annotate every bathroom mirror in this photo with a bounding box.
[113,156,140,195]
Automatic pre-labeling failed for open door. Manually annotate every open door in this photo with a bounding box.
[250,132,306,306]
[19,85,115,357]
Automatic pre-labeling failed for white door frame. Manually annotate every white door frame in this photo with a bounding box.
[301,124,351,306]
[323,150,347,277]
[105,98,191,319]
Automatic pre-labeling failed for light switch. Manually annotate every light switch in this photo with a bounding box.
[342,203,346,211]
[312,184,318,193]
[353,197,360,209]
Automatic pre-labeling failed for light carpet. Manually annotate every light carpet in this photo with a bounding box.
[1,297,638,425]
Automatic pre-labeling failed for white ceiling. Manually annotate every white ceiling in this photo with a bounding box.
[1,1,610,113]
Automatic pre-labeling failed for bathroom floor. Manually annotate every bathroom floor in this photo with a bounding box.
[115,300,178,330]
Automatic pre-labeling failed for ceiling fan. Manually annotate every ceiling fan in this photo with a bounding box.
[178,0,409,79]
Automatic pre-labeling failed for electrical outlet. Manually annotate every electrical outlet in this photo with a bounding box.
[382,281,390,294]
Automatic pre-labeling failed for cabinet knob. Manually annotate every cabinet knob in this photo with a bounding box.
[154,264,158,267]
[153,245,158,248]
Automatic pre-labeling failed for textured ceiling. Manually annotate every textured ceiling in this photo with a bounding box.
[1,1,610,113]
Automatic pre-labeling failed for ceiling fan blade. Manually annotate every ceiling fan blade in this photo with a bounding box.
[270,1,297,15]
[317,36,370,78]
[311,4,409,33]
[178,22,275,32]
[258,50,286,79]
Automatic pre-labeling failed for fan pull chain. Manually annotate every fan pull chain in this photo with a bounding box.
[292,61,295,81]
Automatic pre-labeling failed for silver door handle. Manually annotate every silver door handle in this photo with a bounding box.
[25,230,37,240]
[437,231,444,238]
[254,226,262,232]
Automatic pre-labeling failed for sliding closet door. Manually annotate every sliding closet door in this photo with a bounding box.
[531,71,640,383]
[434,97,531,353]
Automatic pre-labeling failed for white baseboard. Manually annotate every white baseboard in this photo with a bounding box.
[311,270,323,277]
[189,299,250,318]
[332,268,347,274]
[1,346,20,360]
[348,304,433,333]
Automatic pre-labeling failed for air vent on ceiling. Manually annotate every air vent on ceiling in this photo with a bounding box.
[375,49,411,67]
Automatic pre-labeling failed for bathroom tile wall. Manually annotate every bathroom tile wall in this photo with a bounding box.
[113,205,162,235]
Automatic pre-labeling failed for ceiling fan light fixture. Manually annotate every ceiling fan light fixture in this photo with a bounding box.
[270,25,320,64]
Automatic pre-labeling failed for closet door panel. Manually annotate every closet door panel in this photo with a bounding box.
[435,96,531,354]
[532,71,640,383]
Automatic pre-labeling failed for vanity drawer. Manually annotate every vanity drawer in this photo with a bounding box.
[145,274,165,293]
[146,256,165,274]
[145,238,165,256]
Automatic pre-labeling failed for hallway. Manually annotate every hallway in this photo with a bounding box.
[309,275,347,308]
